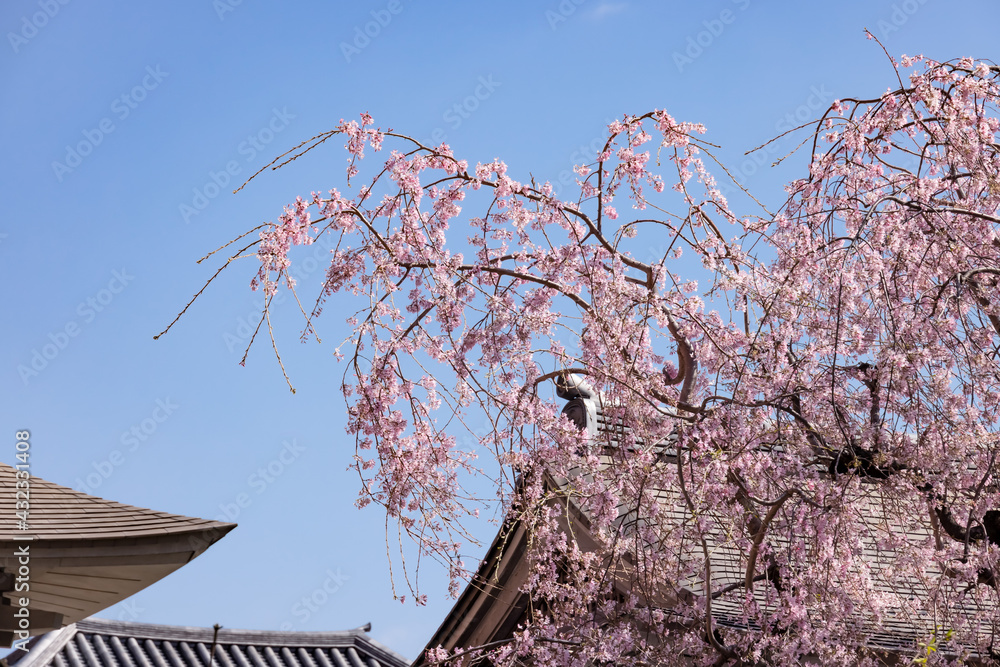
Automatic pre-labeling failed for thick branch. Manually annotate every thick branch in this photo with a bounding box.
[744,491,793,594]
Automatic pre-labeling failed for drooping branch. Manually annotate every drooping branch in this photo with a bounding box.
[160,54,1000,663]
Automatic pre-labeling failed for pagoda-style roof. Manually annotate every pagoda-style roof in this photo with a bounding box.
[5,618,409,667]
[0,463,235,646]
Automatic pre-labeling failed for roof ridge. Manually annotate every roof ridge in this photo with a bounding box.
[76,618,375,646]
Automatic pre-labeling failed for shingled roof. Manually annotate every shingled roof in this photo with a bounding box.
[561,393,997,656]
[0,463,235,646]
[4,618,409,667]
[417,382,994,663]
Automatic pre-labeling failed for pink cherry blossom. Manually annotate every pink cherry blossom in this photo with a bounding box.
[169,53,1000,666]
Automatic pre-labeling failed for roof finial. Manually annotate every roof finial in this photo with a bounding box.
[209,624,222,667]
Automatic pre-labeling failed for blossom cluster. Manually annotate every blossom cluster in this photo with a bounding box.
[226,56,1000,665]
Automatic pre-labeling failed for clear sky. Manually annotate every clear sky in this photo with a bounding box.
[4,1,1000,661]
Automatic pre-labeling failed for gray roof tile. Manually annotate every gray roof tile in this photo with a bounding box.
[7,619,409,667]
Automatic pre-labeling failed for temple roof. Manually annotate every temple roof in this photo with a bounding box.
[418,391,986,662]
[0,464,235,645]
[5,618,409,667]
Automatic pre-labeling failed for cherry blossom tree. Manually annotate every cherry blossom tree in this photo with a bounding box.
[164,49,1000,665]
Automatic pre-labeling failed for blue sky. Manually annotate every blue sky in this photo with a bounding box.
[4,0,1000,660]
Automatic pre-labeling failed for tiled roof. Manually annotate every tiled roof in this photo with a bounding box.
[0,463,231,541]
[6,618,410,667]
